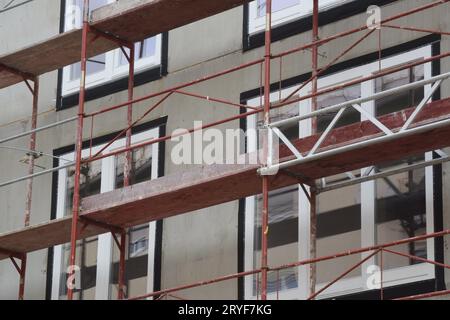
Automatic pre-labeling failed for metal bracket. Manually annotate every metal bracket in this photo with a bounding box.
[79,216,124,235]
[261,71,449,176]
[0,247,23,260]
[0,63,35,81]
[89,26,134,49]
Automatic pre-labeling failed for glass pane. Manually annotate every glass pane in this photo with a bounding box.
[129,226,149,258]
[257,0,301,17]
[375,64,424,116]
[316,184,361,285]
[375,156,427,270]
[70,54,106,80]
[316,84,361,133]
[118,38,158,66]
[65,160,102,217]
[115,145,153,188]
[60,159,102,299]
[67,0,109,81]
[59,237,98,300]
[110,224,150,299]
[253,186,299,295]
[111,145,153,298]
[74,0,108,16]
[256,0,345,18]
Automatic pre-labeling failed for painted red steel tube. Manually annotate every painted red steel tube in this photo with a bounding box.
[273,229,450,271]
[85,59,265,117]
[307,249,381,300]
[383,248,450,270]
[84,1,449,121]
[67,0,90,301]
[274,51,450,109]
[19,77,39,300]
[85,50,450,167]
[18,257,27,300]
[382,24,450,36]
[24,78,39,229]
[85,108,261,164]
[118,45,135,301]
[129,269,262,300]
[118,230,127,300]
[260,0,272,301]
[82,49,450,166]
[273,0,449,59]
[309,0,319,298]
[395,289,450,301]
[90,92,173,160]
[173,90,258,110]
[130,230,450,300]
[283,28,376,103]
[124,45,135,188]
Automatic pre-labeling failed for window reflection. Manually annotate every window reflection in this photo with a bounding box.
[111,145,153,298]
[253,186,299,295]
[60,160,102,300]
[375,156,427,269]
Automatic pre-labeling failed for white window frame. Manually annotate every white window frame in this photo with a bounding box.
[248,0,351,35]
[244,45,436,300]
[62,0,162,96]
[51,127,160,300]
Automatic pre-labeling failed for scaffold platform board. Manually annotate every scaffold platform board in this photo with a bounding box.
[0,0,248,90]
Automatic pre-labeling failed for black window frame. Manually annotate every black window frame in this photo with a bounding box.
[238,34,446,300]
[56,0,169,111]
[46,116,167,300]
[243,0,398,51]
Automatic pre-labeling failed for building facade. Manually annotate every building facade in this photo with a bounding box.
[0,0,449,300]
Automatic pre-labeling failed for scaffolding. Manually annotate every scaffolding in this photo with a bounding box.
[0,0,450,300]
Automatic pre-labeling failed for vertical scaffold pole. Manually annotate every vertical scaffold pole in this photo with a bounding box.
[309,0,319,297]
[261,0,272,301]
[118,44,135,300]
[19,77,39,300]
[68,0,90,300]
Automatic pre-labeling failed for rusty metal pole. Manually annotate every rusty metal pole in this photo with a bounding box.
[309,190,317,296]
[18,255,27,300]
[68,0,90,300]
[261,0,272,301]
[24,77,39,229]
[124,45,135,188]
[18,77,39,300]
[309,0,319,298]
[118,230,127,300]
[118,44,135,300]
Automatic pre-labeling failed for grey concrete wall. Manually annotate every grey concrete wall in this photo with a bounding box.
[0,0,449,299]
[0,0,61,300]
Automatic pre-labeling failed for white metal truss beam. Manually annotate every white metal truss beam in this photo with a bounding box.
[260,71,450,177]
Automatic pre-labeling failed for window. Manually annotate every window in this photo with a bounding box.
[51,127,161,300]
[248,0,350,35]
[62,0,162,96]
[244,45,437,299]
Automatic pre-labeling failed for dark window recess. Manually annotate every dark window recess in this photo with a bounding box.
[375,64,425,116]
[316,84,361,133]
[238,35,443,301]
[243,0,399,51]
[253,184,426,251]
[48,118,167,300]
[376,156,428,267]
[61,254,150,293]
